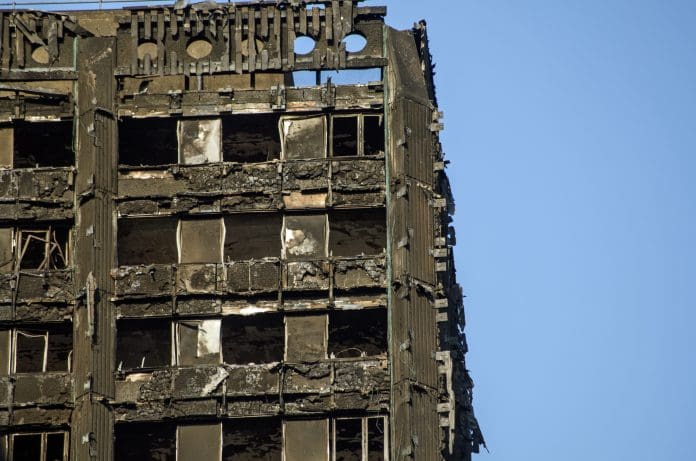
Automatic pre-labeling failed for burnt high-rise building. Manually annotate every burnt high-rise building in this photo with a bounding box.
[0,1,483,460]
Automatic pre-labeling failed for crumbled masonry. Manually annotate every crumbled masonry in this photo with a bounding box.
[0,1,483,459]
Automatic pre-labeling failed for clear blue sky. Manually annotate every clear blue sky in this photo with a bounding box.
[387,1,696,460]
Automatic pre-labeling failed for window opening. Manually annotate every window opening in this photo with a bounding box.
[221,313,283,365]
[118,217,178,265]
[13,120,73,168]
[328,309,387,359]
[13,323,72,373]
[10,431,68,461]
[224,214,281,261]
[222,417,281,461]
[115,423,175,461]
[320,68,382,86]
[15,225,70,271]
[116,319,171,370]
[335,418,362,461]
[222,114,281,163]
[332,116,358,157]
[119,118,178,167]
[329,210,386,257]
[331,114,384,158]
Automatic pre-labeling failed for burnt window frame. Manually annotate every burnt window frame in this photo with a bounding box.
[3,325,74,375]
[118,116,179,168]
[328,209,387,258]
[221,112,282,163]
[330,113,384,158]
[282,416,388,461]
[116,216,179,266]
[1,119,75,169]
[328,308,388,360]
[7,431,69,461]
[0,225,72,272]
[116,318,174,371]
[332,416,388,461]
[221,312,285,365]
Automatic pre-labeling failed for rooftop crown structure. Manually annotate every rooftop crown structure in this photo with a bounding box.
[0,1,483,459]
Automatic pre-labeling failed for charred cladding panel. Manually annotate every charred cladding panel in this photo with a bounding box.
[0,2,480,461]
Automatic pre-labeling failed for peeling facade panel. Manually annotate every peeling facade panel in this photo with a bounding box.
[0,2,481,460]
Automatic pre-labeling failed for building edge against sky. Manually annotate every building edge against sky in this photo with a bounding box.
[0,1,483,459]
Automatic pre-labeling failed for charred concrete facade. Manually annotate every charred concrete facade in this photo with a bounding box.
[0,1,482,460]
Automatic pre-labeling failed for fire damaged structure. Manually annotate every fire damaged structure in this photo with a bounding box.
[0,1,483,460]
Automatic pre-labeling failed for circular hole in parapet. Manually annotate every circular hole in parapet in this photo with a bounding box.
[241,37,266,57]
[137,41,158,60]
[31,46,50,64]
[186,38,213,60]
[294,35,316,55]
[343,33,367,53]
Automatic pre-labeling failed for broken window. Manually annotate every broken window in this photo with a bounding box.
[221,313,283,365]
[0,225,71,272]
[330,210,386,257]
[285,315,327,362]
[283,215,327,260]
[115,422,175,461]
[332,116,358,157]
[13,323,72,373]
[12,120,74,168]
[320,68,382,85]
[280,115,326,159]
[367,417,386,461]
[116,319,171,370]
[176,320,221,366]
[223,417,282,461]
[224,214,281,261]
[222,114,281,163]
[179,218,223,263]
[331,114,384,157]
[177,424,221,461]
[329,309,387,359]
[10,432,68,461]
[284,419,328,461]
[332,417,387,461]
[335,418,362,461]
[118,217,178,265]
[178,118,221,165]
[290,71,319,87]
[363,115,385,156]
[14,225,70,271]
[119,118,178,167]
